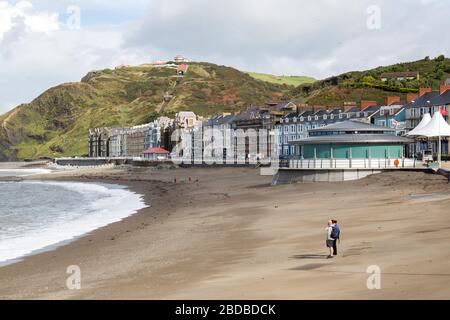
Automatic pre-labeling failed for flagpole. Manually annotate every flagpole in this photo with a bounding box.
[439,134,441,168]
[438,108,442,168]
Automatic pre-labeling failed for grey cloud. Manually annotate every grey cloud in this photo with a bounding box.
[124,0,450,77]
[1,0,450,114]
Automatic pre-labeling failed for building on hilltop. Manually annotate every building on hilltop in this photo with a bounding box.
[174,55,189,63]
[380,71,419,82]
[176,64,189,76]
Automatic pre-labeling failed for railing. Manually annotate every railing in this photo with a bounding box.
[289,158,423,169]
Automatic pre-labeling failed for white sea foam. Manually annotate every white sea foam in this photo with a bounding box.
[0,181,148,265]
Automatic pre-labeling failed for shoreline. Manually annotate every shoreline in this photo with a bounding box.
[1,166,450,299]
[0,178,148,267]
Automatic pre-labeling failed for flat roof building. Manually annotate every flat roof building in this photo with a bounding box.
[291,120,412,160]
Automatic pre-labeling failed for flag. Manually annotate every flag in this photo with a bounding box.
[391,119,399,127]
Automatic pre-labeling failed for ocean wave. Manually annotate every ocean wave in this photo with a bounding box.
[0,181,148,265]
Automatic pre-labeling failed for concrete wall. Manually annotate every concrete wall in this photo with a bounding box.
[272,168,382,185]
[303,144,404,159]
[55,158,133,166]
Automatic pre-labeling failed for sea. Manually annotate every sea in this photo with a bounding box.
[0,169,147,265]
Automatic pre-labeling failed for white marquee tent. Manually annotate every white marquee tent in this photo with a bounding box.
[407,111,450,166]
[406,113,431,137]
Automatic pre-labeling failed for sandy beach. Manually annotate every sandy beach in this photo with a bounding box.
[0,165,450,299]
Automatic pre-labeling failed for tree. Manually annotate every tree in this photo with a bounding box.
[141,111,159,124]
[362,75,376,83]
[435,54,445,62]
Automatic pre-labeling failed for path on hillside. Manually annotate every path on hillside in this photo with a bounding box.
[157,77,183,113]
[1,108,19,141]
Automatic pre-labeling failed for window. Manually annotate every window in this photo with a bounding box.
[290,125,295,133]
[323,115,328,120]
[339,114,343,119]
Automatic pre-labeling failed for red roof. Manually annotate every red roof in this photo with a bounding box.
[143,148,170,154]
[177,64,188,72]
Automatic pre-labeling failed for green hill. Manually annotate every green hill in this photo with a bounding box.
[1,56,450,161]
[0,62,289,160]
[246,72,315,86]
[288,55,450,106]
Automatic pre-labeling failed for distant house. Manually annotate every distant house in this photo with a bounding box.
[177,64,189,76]
[152,60,167,66]
[115,64,130,69]
[142,147,170,160]
[380,72,419,82]
[174,55,188,63]
[373,104,406,134]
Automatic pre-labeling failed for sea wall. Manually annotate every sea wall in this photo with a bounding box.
[54,158,173,167]
[272,168,431,185]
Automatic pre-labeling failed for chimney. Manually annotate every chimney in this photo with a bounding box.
[385,96,400,106]
[343,101,357,112]
[419,87,431,97]
[406,93,418,103]
[360,100,377,111]
[439,84,450,95]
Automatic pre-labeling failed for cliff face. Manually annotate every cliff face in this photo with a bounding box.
[0,62,288,160]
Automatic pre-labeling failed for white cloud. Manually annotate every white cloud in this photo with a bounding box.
[125,0,450,78]
[0,1,150,113]
[0,1,59,39]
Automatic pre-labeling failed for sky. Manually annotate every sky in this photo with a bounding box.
[0,0,449,113]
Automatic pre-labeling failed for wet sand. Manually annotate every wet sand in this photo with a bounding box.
[0,166,450,299]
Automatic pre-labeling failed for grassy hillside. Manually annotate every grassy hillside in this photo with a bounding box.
[1,56,449,160]
[246,72,315,86]
[288,55,450,106]
[0,62,289,160]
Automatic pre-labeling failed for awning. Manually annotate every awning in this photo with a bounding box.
[408,112,450,138]
[143,148,170,154]
[406,113,431,137]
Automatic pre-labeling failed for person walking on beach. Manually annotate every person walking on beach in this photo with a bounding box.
[331,219,341,256]
[325,220,334,259]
